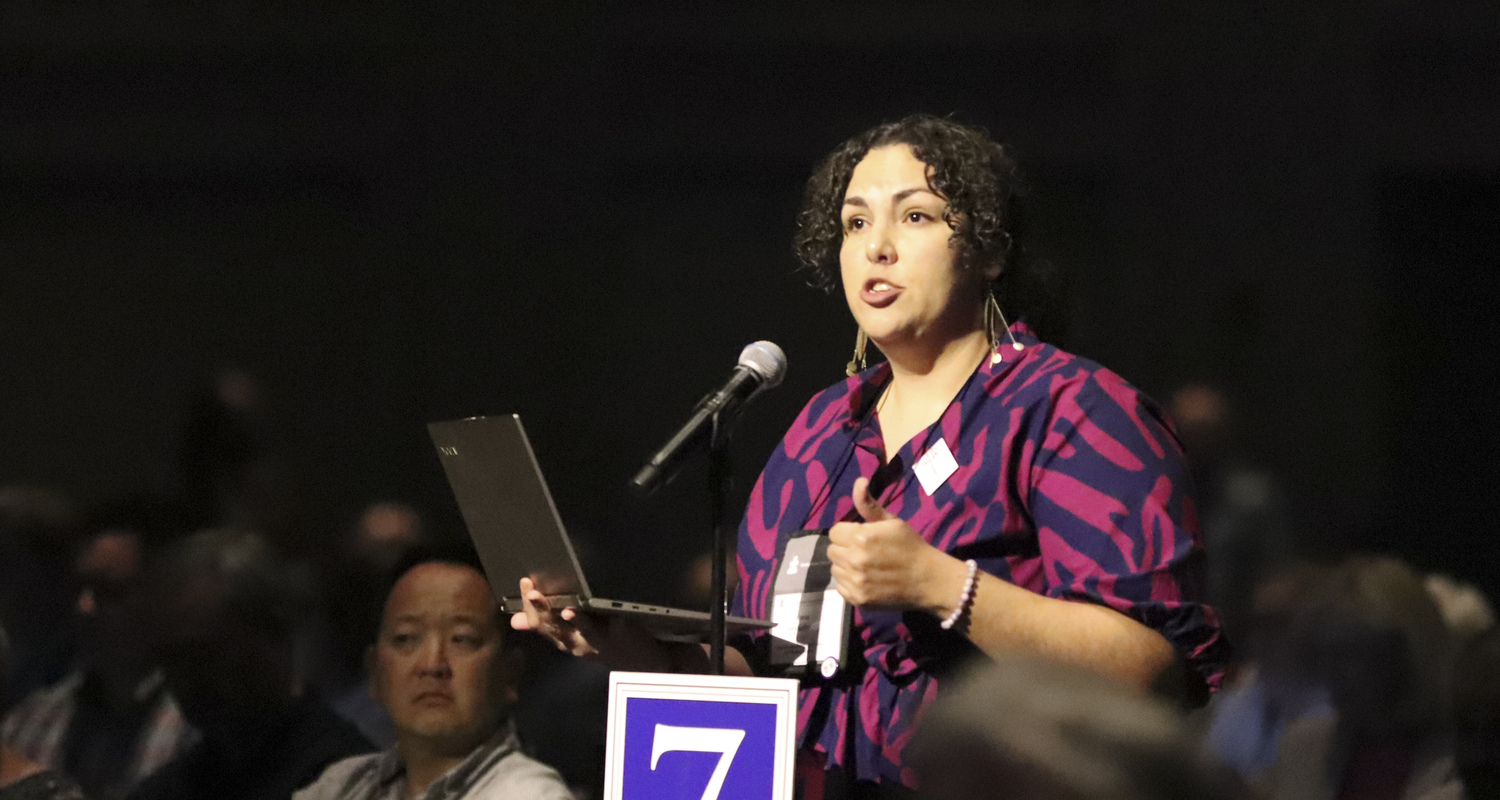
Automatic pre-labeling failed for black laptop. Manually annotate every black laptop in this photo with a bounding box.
[428,414,772,641]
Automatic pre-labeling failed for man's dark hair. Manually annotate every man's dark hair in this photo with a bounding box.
[793,114,1063,340]
[379,541,499,635]
[384,541,487,593]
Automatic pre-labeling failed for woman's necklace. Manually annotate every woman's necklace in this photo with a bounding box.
[875,377,895,418]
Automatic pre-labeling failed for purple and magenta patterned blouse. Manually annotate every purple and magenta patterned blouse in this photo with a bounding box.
[729,324,1227,790]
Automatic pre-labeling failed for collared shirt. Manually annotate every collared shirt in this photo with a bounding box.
[292,721,573,800]
[1,670,197,799]
[730,324,1229,790]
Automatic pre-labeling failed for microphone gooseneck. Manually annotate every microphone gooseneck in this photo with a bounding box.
[629,341,787,497]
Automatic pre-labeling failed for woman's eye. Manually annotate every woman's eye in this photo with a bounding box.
[844,217,865,231]
[906,210,929,223]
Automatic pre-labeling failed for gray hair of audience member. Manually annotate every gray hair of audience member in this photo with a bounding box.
[908,656,1248,800]
[149,528,310,643]
[1291,555,1452,743]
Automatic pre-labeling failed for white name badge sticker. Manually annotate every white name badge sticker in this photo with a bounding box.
[913,438,959,496]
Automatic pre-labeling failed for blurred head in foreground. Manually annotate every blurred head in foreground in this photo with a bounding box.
[146,528,310,743]
[1290,555,1451,745]
[909,656,1246,800]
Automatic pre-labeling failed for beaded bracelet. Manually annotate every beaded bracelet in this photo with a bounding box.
[940,559,980,630]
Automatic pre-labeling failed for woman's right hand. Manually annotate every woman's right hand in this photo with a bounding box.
[510,577,602,658]
[510,577,680,671]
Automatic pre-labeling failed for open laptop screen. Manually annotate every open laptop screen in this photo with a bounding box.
[427,415,591,603]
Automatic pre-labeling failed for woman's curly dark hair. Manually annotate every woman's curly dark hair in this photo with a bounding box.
[794,114,1065,341]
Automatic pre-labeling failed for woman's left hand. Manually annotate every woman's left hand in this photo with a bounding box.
[827,477,963,610]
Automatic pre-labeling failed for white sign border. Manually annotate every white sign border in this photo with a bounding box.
[604,671,798,800]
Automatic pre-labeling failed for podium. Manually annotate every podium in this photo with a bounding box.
[603,672,798,800]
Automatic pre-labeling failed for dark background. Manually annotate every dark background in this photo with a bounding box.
[4,3,1498,605]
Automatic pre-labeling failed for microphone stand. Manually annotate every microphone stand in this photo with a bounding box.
[708,412,731,675]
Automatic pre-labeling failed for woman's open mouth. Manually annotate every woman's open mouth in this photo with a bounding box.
[860,279,902,308]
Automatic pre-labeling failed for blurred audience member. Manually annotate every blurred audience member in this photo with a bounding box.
[1453,628,1500,800]
[176,369,302,556]
[127,530,370,800]
[1206,563,1333,781]
[1425,574,1496,645]
[3,497,196,800]
[315,502,426,748]
[679,550,739,612]
[0,487,80,699]
[1172,383,1294,650]
[294,545,571,800]
[347,505,424,572]
[1262,556,1459,800]
[1,624,85,800]
[909,655,1248,800]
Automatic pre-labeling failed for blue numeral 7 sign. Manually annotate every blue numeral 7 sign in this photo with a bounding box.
[605,672,798,800]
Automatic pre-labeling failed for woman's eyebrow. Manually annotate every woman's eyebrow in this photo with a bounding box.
[842,187,935,209]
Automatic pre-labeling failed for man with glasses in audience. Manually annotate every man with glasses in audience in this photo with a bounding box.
[3,503,196,800]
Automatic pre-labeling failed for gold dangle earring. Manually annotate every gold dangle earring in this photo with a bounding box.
[986,294,1025,355]
[846,328,868,377]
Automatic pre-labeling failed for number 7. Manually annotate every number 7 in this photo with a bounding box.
[650,724,747,800]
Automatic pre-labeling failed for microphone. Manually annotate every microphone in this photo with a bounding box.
[630,341,787,497]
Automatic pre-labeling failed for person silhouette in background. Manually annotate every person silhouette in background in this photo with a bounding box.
[314,502,427,748]
[127,529,370,800]
[1171,383,1294,655]
[177,369,303,556]
[3,497,196,800]
[1261,556,1461,800]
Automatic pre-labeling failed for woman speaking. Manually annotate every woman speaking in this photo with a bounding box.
[516,114,1227,799]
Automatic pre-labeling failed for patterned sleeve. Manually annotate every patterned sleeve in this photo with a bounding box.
[1023,368,1227,687]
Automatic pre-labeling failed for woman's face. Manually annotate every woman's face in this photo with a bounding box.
[839,145,986,352]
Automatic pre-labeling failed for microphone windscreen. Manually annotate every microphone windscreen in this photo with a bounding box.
[738,341,787,388]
